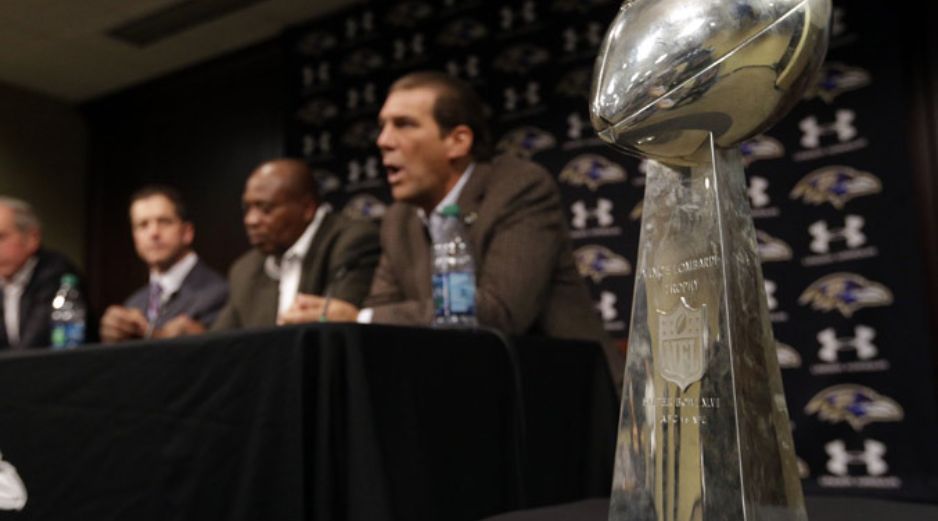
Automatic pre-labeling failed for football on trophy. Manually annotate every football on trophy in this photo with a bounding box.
[590,0,831,166]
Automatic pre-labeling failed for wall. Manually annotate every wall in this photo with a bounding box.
[82,40,285,312]
[0,81,86,267]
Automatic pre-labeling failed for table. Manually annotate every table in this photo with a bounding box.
[0,324,618,521]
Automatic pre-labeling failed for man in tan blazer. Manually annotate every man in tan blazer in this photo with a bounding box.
[281,71,622,384]
[211,159,380,331]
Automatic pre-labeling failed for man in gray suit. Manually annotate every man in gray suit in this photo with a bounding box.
[212,159,380,330]
[100,186,228,342]
[282,71,622,384]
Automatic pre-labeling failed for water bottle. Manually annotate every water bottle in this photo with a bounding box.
[50,274,85,349]
[432,204,478,328]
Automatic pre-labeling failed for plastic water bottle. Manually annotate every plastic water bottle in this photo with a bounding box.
[50,274,85,349]
[432,204,478,328]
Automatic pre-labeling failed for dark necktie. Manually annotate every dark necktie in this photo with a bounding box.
[146,282,163,324]
[0,294,8,348]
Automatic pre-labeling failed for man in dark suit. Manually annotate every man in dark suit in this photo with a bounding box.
[99,186,228,342]
[211,159,380,330]
[284,71,622,384]
[0,196,84,350]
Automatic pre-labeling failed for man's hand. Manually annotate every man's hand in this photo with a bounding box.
[153,315,206,339]
[277,294,360,325]
[100,305,149,343]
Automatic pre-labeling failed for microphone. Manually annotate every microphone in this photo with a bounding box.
[319,260,355,322]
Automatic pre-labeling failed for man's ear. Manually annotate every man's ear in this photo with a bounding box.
[182,222,195,246]
[445,125,474,160]
[23,229,40,256]
[303,198,318,221]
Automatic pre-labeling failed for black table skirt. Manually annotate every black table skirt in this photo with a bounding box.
[0,324,618,521]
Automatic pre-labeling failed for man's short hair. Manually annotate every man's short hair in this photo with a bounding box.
[129,185,189,222]
[0,196,41,234]
[389,71,494,161]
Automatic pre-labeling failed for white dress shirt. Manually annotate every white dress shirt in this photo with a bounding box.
[1,256,38,346]
[265,205,330,314]
[149,251,199,305]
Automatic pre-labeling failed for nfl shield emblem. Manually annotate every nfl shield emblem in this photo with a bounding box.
[657,299,708,391]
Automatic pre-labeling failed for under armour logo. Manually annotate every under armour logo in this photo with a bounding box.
[809,215,866,253]
[571,199,614,229]
[302,132,332,157]
[596,291,618,321]
[446,55,481,79]
[348,157,380,183]
[800,110,857,148]
[301,62,331,89]
[346,83,377,109]
[344,11,375,40]
[764,279,778,310]
[826,439,888,477]
[562,22,603,53]
[748,176,770,208]
[500,1,537,30]
[393,34,426,61]
[567,113,586,140]
[504,82,541,111]
[818,325,877,362]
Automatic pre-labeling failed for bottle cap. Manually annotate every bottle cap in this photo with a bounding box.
[60,274,79,287]
[441,204,461,218]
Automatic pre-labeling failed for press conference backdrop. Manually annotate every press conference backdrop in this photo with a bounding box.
[283,0,938,502]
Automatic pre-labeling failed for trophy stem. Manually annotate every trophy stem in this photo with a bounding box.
[609,134,806,521]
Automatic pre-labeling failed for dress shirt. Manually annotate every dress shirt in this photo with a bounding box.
[265,205,330,314]
[1,256,38,347]
[357,164,475,324]
[149,251,199,306]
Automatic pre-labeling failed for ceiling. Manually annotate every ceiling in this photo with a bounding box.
[0,0,358,103]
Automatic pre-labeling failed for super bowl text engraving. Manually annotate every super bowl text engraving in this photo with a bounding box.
[642,254,720,281]
[667,279,699,295]
[644,396,721,425]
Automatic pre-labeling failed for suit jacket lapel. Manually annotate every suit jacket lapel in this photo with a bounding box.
[456,162,489,252]
[298,212,334,295]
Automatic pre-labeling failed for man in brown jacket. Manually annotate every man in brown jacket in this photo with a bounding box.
[281,72,622,384]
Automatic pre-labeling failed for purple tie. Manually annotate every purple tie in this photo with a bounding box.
[146,282,162,323]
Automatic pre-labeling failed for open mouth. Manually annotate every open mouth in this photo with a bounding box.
[385,164,403,183]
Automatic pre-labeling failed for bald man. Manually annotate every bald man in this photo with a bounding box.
[211,159,380,330]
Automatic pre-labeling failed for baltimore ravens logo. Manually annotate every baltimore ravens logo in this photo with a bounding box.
[341,48,384,76]
[799,273,893,317]
[740,135,784,166]
[295,31,337,56]
[0,451,27,511]
[497,127,557,158]
[560,154,627,191]
[386,1,433,28]
[629,200,643,221]
[807,62,872,104]
[312,170,341,195]
[494,44,551,74]
[805,384,904,431]
[437,18,488,47]
[342,194,387,221]
[342,120,379,149]
[295,99,339,125]
[756,230,793,262]
[551,0,614,13]
[790,166,882,209]
[573,245,632,283]
[775,341,802,369]
[554,67,592,98]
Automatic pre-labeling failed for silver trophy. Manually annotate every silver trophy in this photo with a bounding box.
[590,1,830,520]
